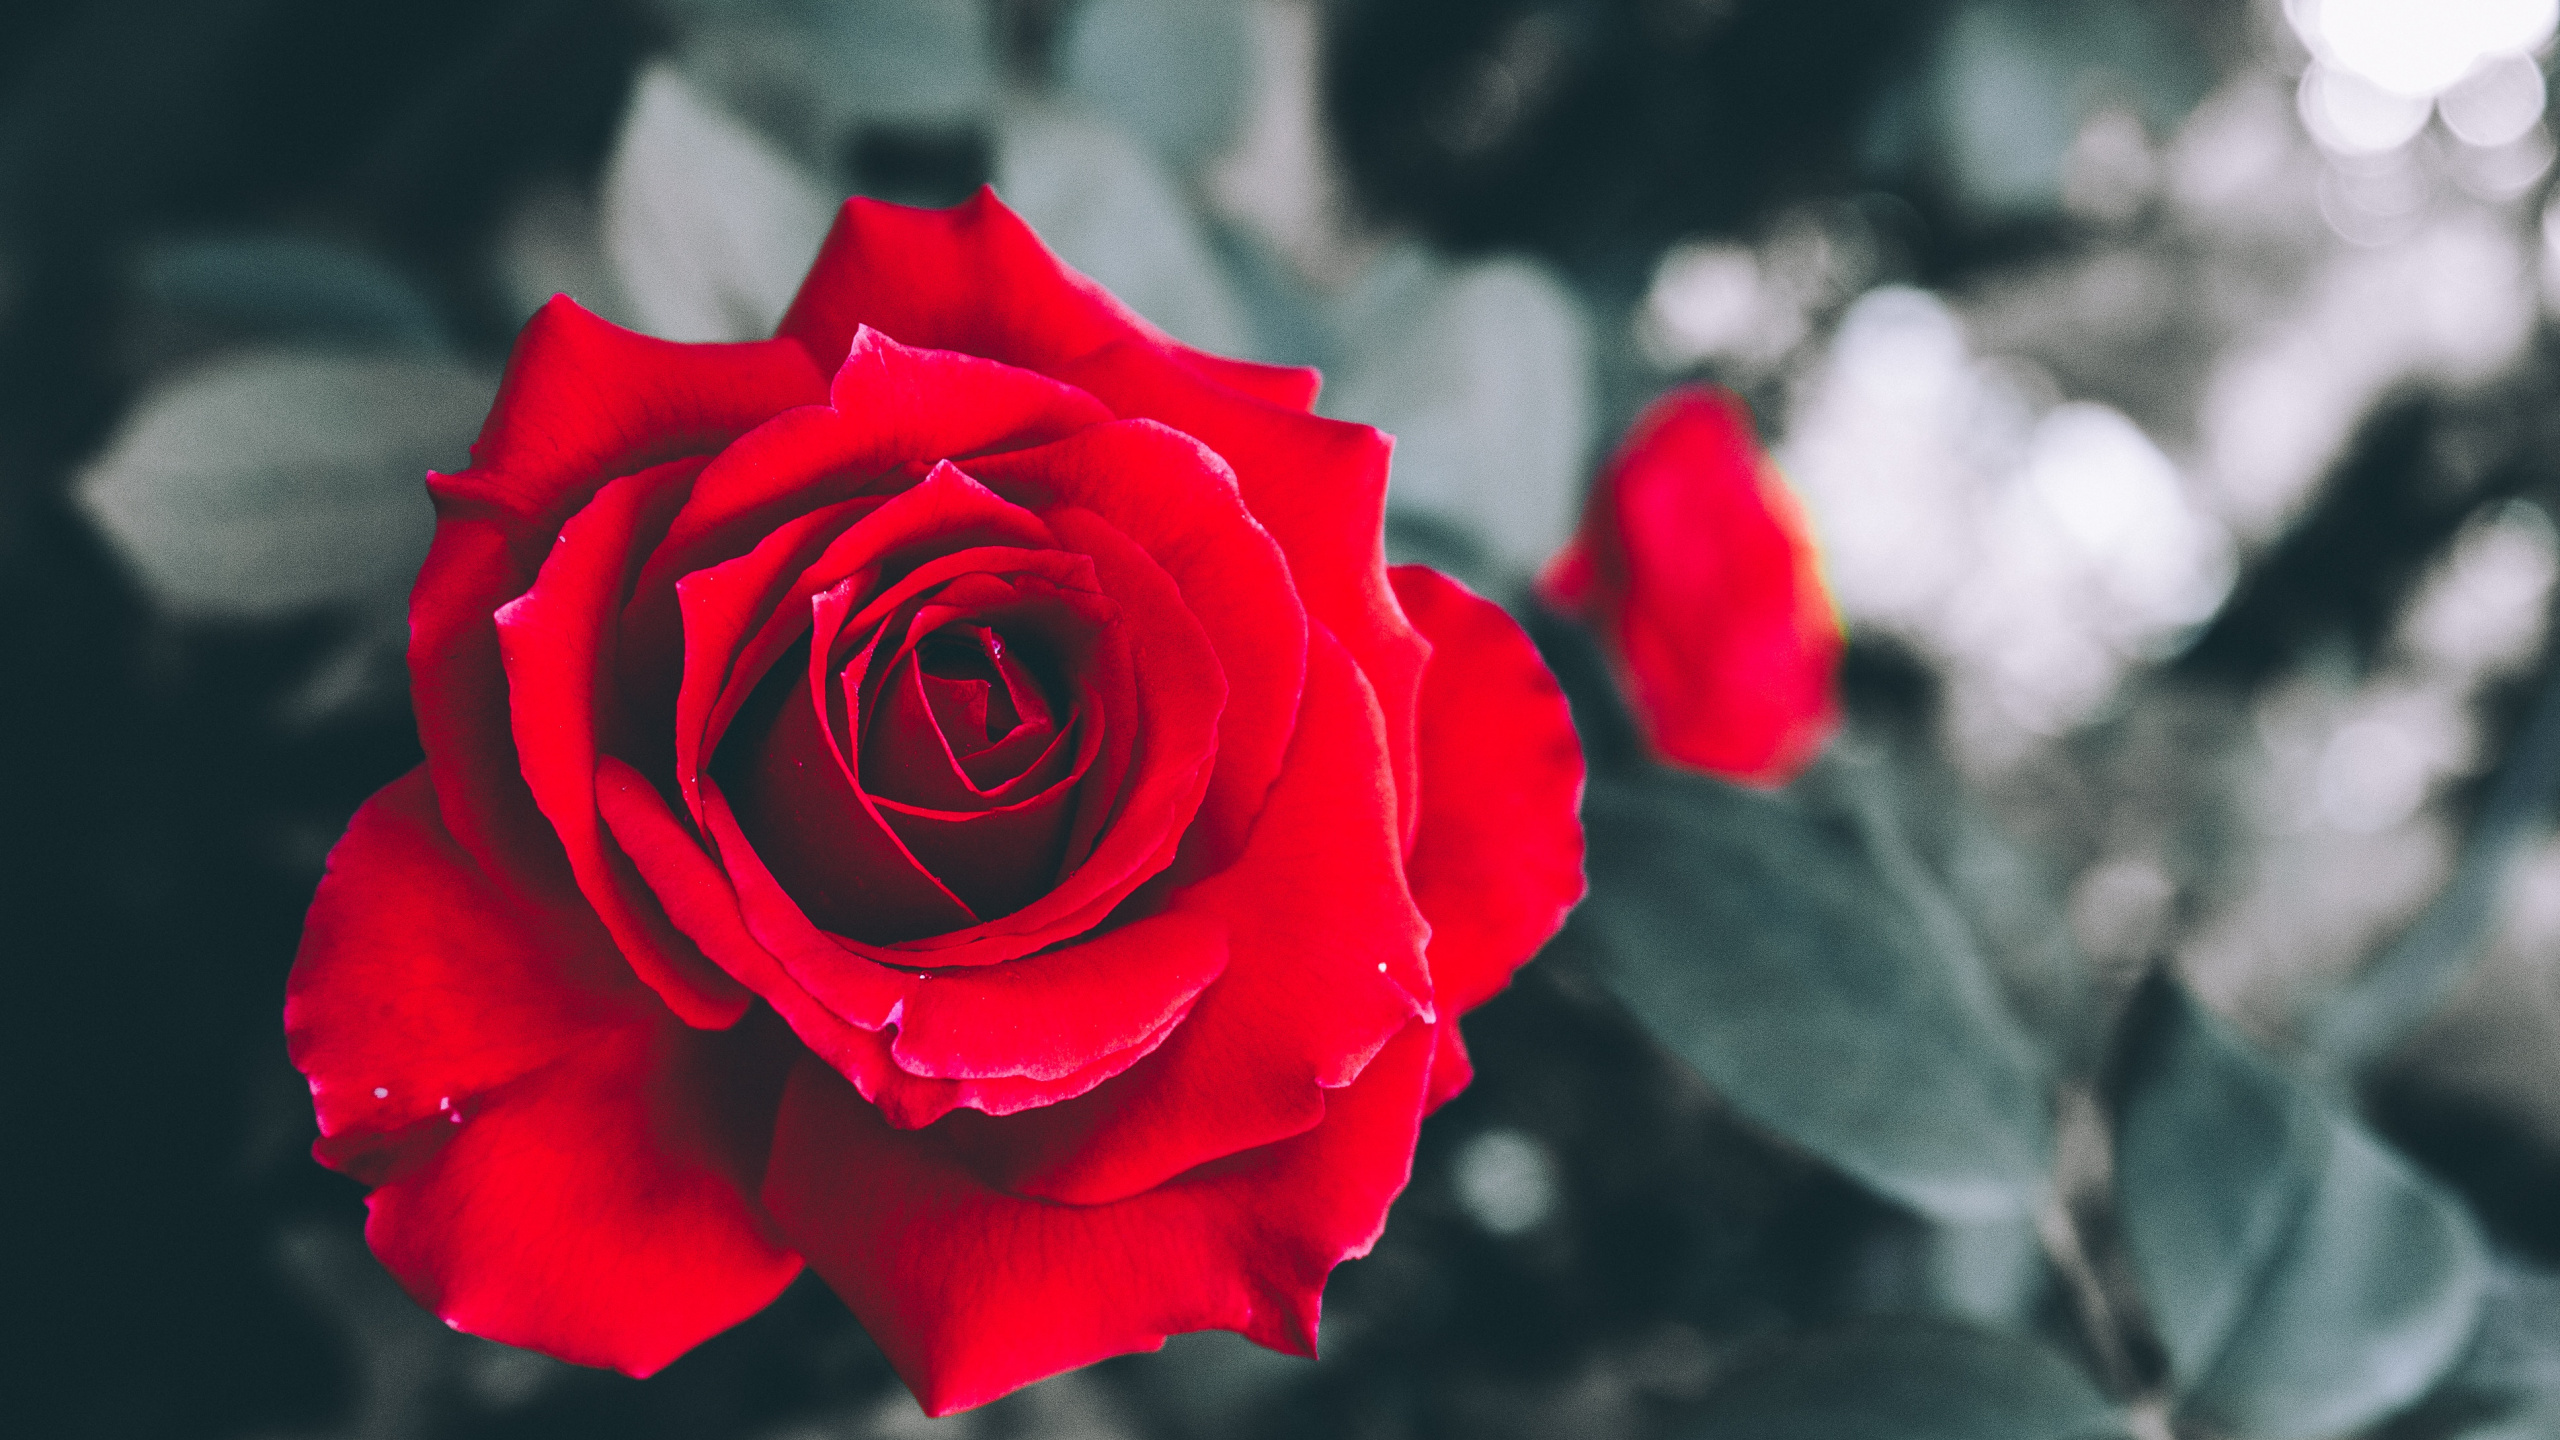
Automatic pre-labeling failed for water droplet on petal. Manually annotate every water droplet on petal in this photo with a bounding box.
[373,1087,389,1099]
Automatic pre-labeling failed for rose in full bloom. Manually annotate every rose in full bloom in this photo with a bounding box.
[285,191,1586,1413]
[1539,384,1839,784]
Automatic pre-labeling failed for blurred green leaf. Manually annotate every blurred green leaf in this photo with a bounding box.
[1674,1321,2126,1440]
[1059,0,1251,177]
[1918,1212,2049,1328]
[74,350,490,621]
[662,0,999,152]
[1580,771,2053,1221]
[1894,762,2101,1073]
[1921,0,2209,220]
[2427,1260,2560,1440]
[131,235,447,356]
[993,104,1252,357]
[2111,977,2487,1440]
[600,63,838,344]
[1320,246,1592,578]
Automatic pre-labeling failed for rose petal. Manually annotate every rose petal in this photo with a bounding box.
[691,544,1139,977]
[598,758,1228,1125]
[780,190,1324,417]
[494,458,753,1028]
[289,770,641,1150]
[728,643,981,942]
[963,420,1304,865]
[1044,343,1427,846]
[928,627,1428,1206]
[1424,1023,1477,1115]
[411,298,822,888]
[732,488,1226,970]
[1391,565,1586,1017]
[874,781,1081,921]
[598,755,906,1046]
[668,495,882,816]
[863,647,1073,809]
[779,190,1153,378]
[889,910,1228,1084]
[763,1020,1437,1416]
[625,326,1115,684]
[457,299,826,515]
[800,561,1120,937]
[1536,385,1840,785]
[908,625,1056,776]
[287,770,799,1376]
[1173,349,1323,412]
[866,568,1134,898]
[673,465,1059,822]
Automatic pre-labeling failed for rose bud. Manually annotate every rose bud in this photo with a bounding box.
[1538,384,1840,784]
[285,191,1586,1414]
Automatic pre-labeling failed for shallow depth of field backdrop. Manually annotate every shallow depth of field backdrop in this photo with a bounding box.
[14,2,2560,1437]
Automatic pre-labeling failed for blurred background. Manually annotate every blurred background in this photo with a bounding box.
[14,1,2560,1436]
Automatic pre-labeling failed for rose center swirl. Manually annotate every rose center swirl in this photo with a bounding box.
[725,605,1093,943]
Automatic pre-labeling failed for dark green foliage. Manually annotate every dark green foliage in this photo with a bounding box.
[2110,976,2486,1440]
[1670,1322,2125,1440]
[1578,768,2053,1222]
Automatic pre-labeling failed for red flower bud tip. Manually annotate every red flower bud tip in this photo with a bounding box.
[1538,385,1842,785]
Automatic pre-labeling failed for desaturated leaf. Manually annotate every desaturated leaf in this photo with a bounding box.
[2111,977,2487,1440]
[1059,0,1251,177]
[994,103,1253,357]
[1920,0,2207,221]
[1580,772,2054,1220]
[600,63,838,343]
[1320,247,1592,578]
[1918,1213,2049,1327]
[1674,1321,2126,1440]
[665,0,999,161]
[272,613,414,731]
[1907,766,2102,1070]
[75,350,490,620]
[129,235,446,356]
[494,181,636,332]
[2425,1261,2560,1440]
[2107,976,2307,1388]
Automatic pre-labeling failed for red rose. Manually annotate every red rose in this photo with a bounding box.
[285,191,1585,1413]
[1539,385,1840,784]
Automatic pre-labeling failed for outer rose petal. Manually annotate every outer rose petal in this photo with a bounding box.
[1048,340,1429,842]
[1425,1024,1477,1114]
[495,458,754,1028]
[287,771,801,1374]
[412,298,823,888]
[764,1020,1438,1417]
[1178,348,1322,412]
[1537,385,1840,785]
[781,189,1312,396]
[1391,565,1587,1018]
[628,325,1115,680]
[781,190,1138,375]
